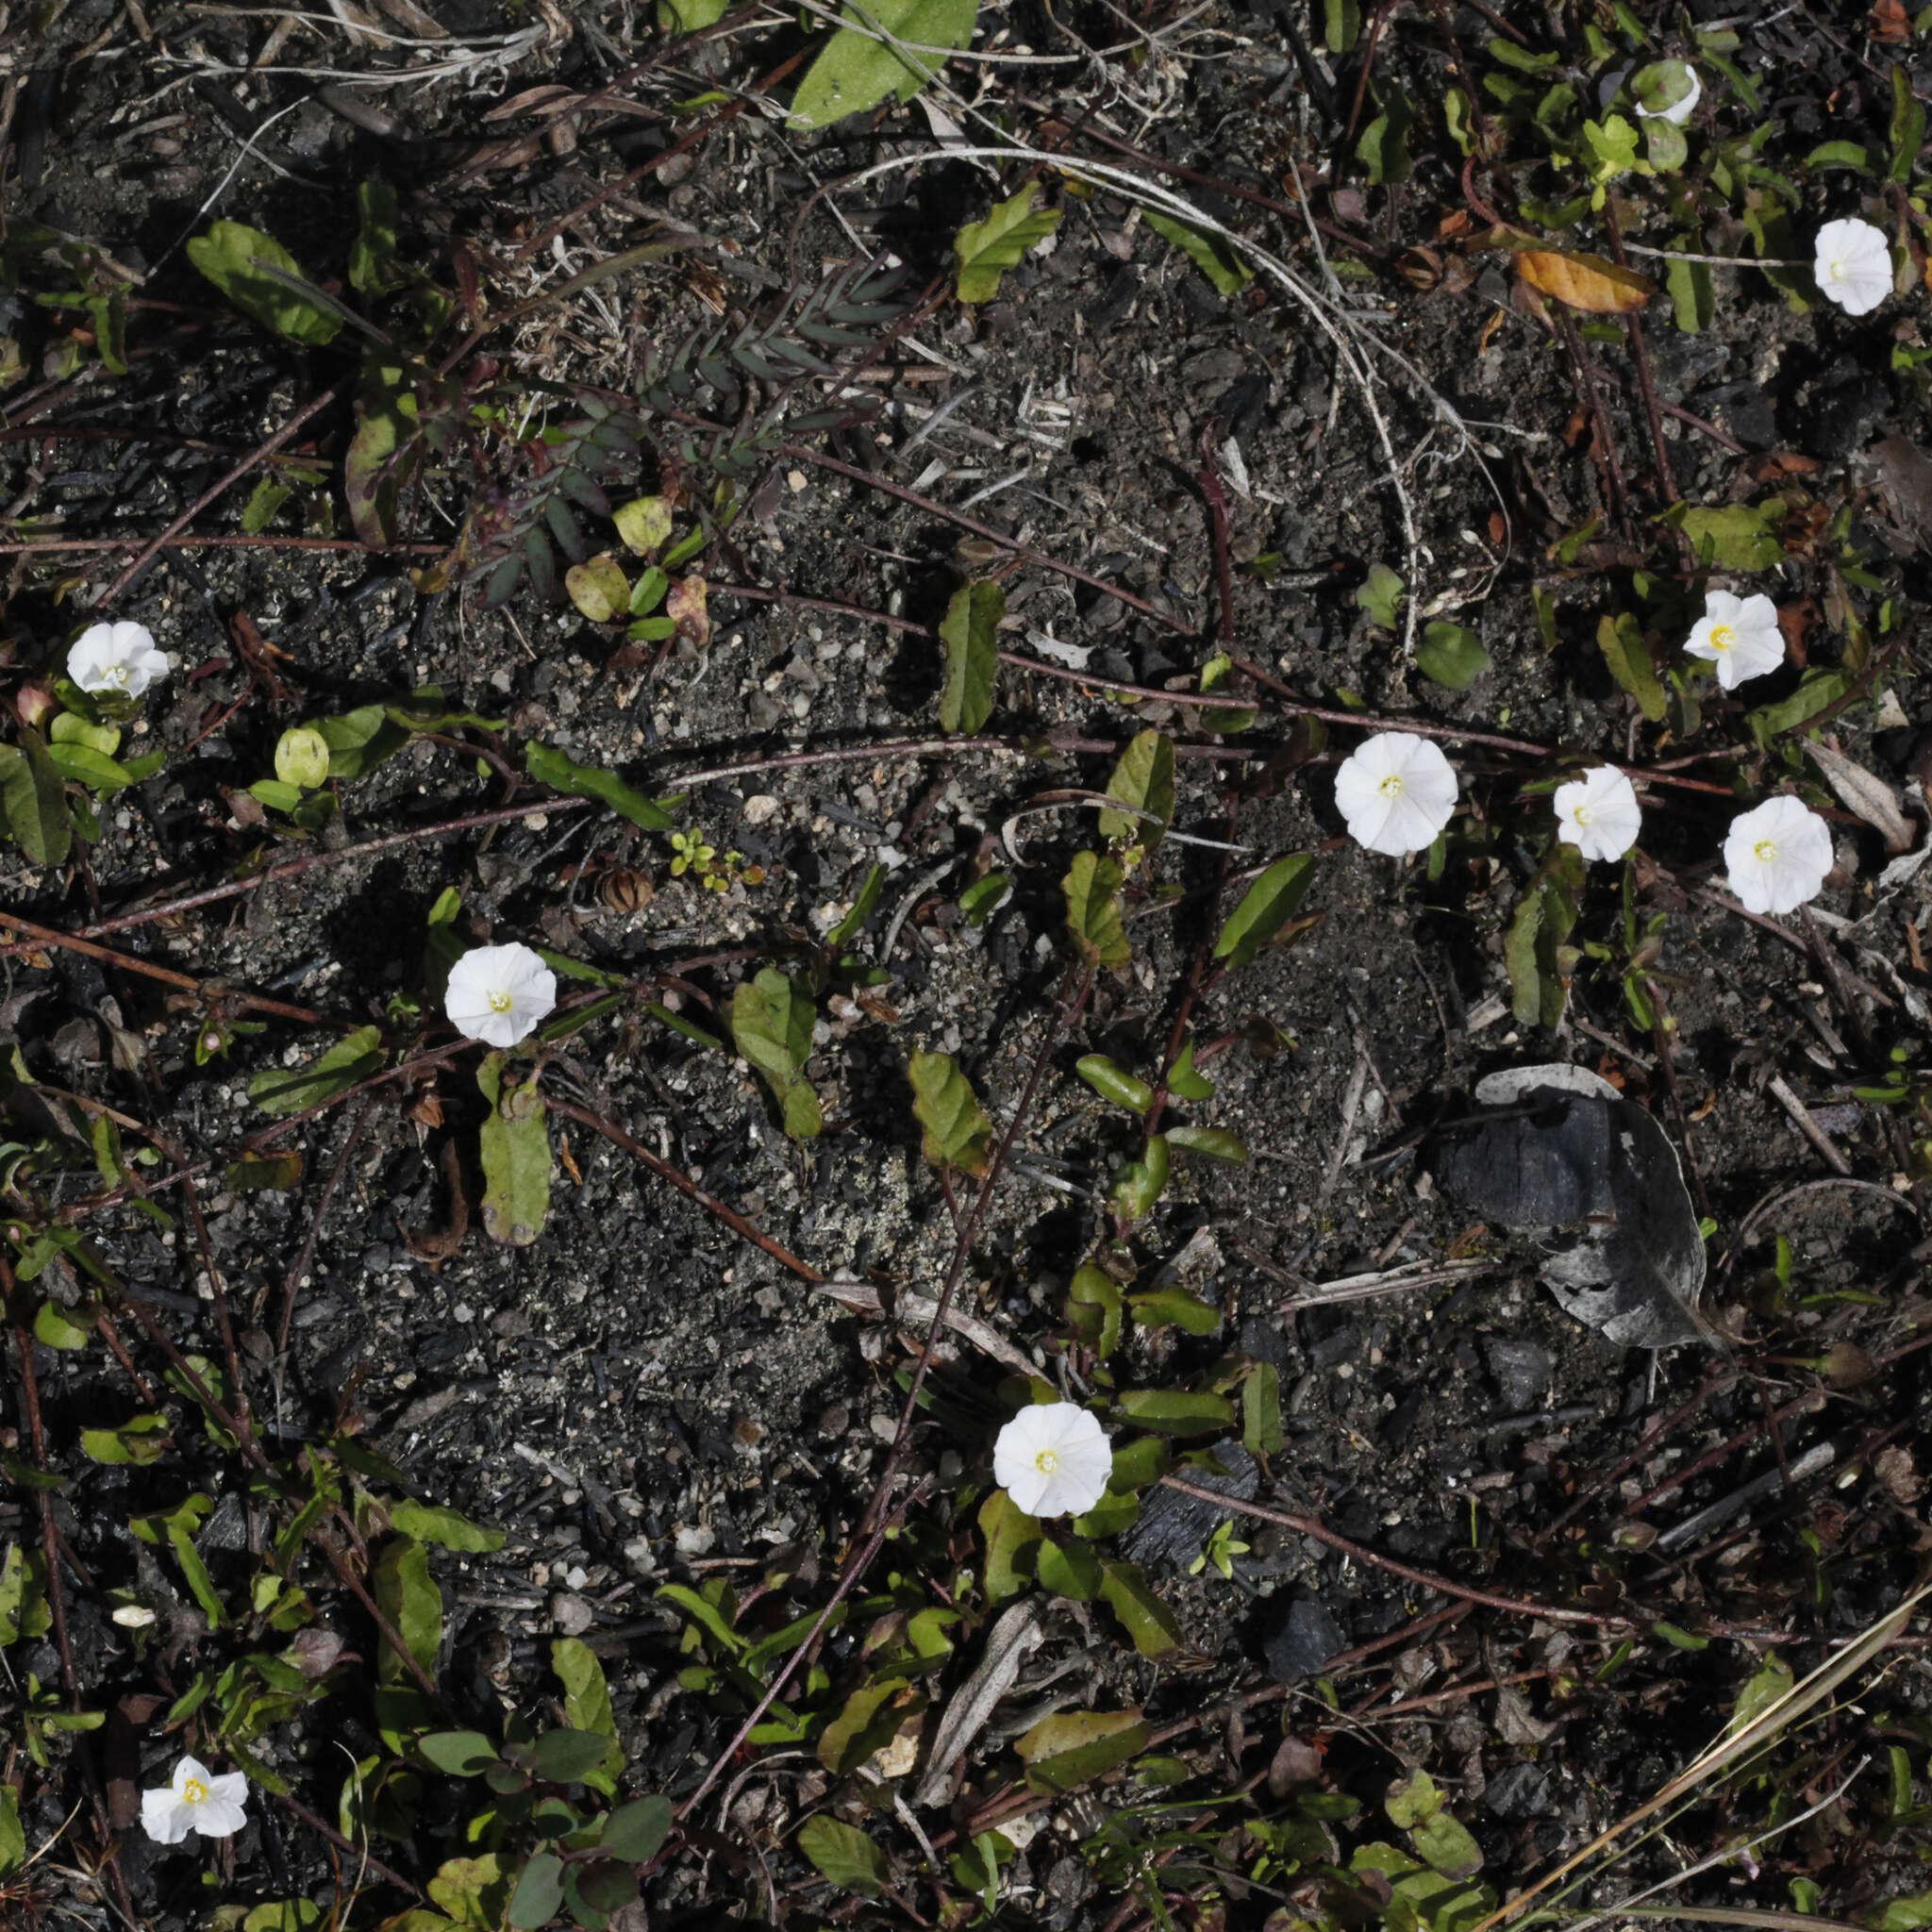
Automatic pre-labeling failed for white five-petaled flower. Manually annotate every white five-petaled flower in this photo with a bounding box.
[1334,732,1459,857]
[1553,766,1642,863]
[141,1756,249,1844]
[1684,590,1785,691]
[993,1402,1112,1520]
[66,621,174,698]
[1633,60,1700,125]
[1812,217,1892,317]
[1724,795,1834,916]
[443,942,557,1048]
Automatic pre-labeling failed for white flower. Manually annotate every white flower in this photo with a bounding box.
[1724,796,1834,915]
[1813,217,1892,317]
[1633,60,1700,124]
[1334,732,1459,857]
[66,621,174,697]
[993,1402,1112,1519]
[1684,590,1784,691]
[141,1756,249,1844]
[444,942,557,1048]
[1553,766,1642,862]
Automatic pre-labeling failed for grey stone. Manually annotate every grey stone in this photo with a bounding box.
[1264,1591,1347,1683]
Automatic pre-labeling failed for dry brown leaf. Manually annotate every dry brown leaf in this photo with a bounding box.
[1806,741,1916,854]
[1516,250,1656,313]
[1873,0,1910,42]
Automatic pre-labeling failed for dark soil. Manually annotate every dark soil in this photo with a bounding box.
[6,1,1932,1928]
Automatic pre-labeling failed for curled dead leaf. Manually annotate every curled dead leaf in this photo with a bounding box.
[1515,250,1656,314]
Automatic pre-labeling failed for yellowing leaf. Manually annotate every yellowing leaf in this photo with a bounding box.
[955,189,1062,305]
[1515,250,1655,313]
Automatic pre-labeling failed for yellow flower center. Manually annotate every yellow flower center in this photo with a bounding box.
[1033,1448,1059,1474]
[1707,624,1735,654]
[183,1778,209,1805]
[1377,774,1406,798]
[487,989,513,1013]
[1754,838,1779,865]
[1572,803,1592,825]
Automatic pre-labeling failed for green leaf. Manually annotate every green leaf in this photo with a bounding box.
[960,873,1010,924]
[1672,502,1782,571]
[1169,1039,1214,1101]
[373,1535,442,1681]
[1017,1708,1147,1791]
[1113,1388,1234,1436]
[552,1639,623,1793]
[1868,1895,1932,1932]
[275,726,331,791]
[1729,1653,1795,1731]
[1063,852,1130,970]
[80,1413,172,1464]
[788,0,977,127]
[1891,64,1926,183]
[1807,140,1879,174]
[344,357,412,549]
[1745,668,1847,747]
[939,579,1003,731]
[602,1795,674,1861]
[1036,1533,1101,1602]
[1125,1287,1222,1333]
[1357,563,1405,629]
[527,1727,614,1783]
[391,1501,505,1554]
[797,1815,889,1895]
[614,494,675,557]
[0,1785,28,1876]
[1666,245,1715,332]
[508,1853,564,1930]
[908,1050,993,1174]
[0,730,73,867]
[240,477,291,532]
[419,1732,501,1775]
[1653,1620,1709,1651]
[818,1677,916,1774]
[1109,1134,1168,1222]
[827,861,886,949]
[525,741,673,830]
[1242,1362,1283,1455]
[477,1054,551,1247]
[1386,1770,1441,1828]
[427,1855,511,1928]
[1097,728,1175,846]
[242,1903,327,1932]
[248,1025,385,1116]
[1164,1124,1247,1164]
[349,175,398,294]
[1505,844,1583,1030]
[1067,1263,1123,1357]
[655,1582,745,1655]
[1412,1811,1483,1878]
[1142,210,1251,296]
[1075,1054,1154,1115]
[33,1300,92,1349]
[1416,622,1489,691]
[730,968,822,1141]
[186,222,342,344]
[565,554,630,624]
[978,1488,1041,1602]
[312,701,412,781]
[658,0,729,28]
[1213,853,1315,969]
[1098,1559,1182,1657]
[1356,83,1415,184]
[953,187,1063,304]
[1595,611,1668,723]
[1323,0,1360,49]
